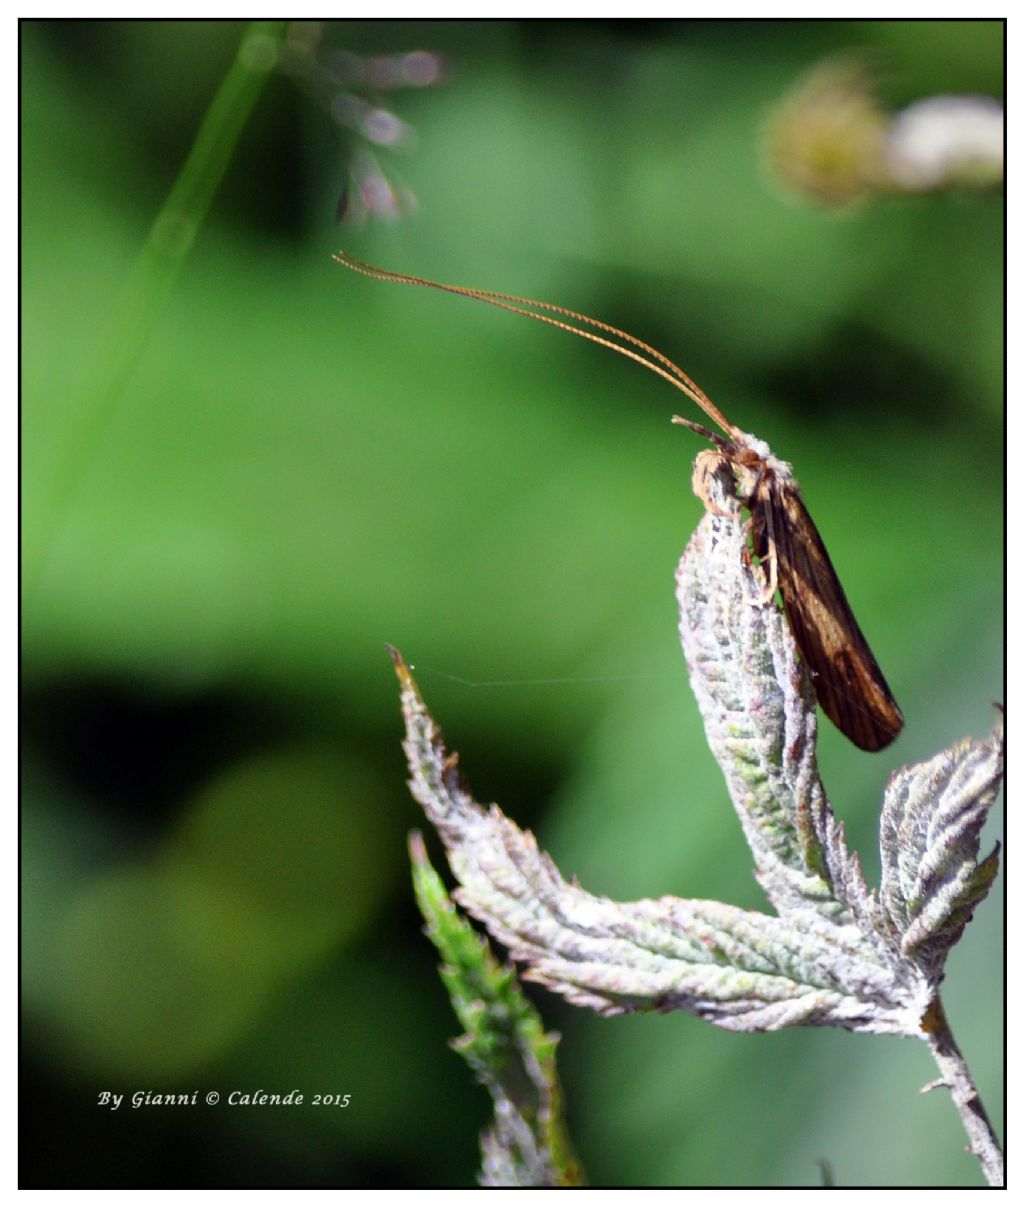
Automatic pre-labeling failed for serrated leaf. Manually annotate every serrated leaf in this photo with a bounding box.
[675,459,881,938]
[879,716,1003,982]
[391,647,927,1037]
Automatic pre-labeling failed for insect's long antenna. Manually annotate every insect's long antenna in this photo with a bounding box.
[334,251,737,438]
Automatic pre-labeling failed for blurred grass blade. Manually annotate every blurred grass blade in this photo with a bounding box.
[26,20,287,594]
[408,831,583,1188]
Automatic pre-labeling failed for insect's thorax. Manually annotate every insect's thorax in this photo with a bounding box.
[729,430,796,502]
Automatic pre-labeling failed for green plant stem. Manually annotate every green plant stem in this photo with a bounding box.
[25,19,287,596]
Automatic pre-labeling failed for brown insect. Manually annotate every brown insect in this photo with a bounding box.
[334,251,904,751]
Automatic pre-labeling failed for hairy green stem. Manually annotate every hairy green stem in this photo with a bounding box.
[922,999,1003,1187]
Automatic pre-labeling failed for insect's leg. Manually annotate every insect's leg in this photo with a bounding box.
[733,466,778,606]
[755,487,780,605]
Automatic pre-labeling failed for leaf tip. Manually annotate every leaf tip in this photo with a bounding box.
[386,643,417,691]
[408,828,427,865]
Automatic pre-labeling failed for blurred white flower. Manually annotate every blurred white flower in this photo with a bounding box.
[886,94,1004,190]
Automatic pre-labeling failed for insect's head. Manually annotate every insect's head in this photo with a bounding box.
[731,430,773,465]
[671,415,768,467]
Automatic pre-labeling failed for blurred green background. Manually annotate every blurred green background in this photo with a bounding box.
[22,19,1003,1189]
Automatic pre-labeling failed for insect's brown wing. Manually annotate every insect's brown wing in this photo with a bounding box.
[752,476,903,751]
